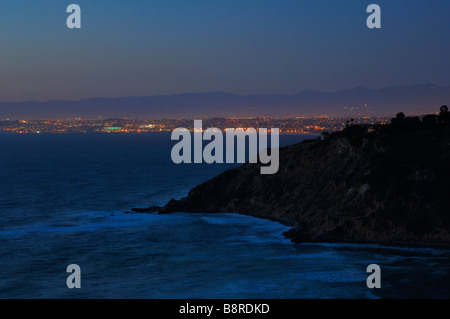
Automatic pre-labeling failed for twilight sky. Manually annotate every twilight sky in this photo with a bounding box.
[0,0,449,102]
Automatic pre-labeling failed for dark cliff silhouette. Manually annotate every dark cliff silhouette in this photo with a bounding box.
[133,106,450,245]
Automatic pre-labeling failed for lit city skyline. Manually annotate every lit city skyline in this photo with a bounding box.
[0,116,392,134]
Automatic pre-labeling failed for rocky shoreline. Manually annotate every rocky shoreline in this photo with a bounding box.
[130,109,450,246]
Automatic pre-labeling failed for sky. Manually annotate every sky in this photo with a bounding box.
[0,0,449,102]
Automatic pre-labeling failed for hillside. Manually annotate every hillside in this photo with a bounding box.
[137,107,450,245]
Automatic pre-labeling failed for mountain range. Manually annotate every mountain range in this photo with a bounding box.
[1,83,449,119]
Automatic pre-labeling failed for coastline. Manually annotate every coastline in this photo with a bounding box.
[129,206,295,227]
[128,207,450,249]
[130,119,450,247]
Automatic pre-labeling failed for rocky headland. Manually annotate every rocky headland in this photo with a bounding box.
[132,106,450,245]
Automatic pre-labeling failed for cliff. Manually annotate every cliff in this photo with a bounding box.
[136,110,450,245]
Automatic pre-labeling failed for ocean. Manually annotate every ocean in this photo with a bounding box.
[0,133,449,298]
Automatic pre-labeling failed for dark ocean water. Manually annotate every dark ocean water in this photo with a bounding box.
[0,133,449,299]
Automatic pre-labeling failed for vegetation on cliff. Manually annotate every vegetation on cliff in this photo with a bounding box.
[135,106,450,245]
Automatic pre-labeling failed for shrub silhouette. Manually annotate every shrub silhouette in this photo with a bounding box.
[438,105,450,126]
[391,112,406,126]
[337,105,448,140]
[422,114,438,127]
[388,107,450,131]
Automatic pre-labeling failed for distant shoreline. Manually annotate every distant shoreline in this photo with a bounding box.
[0,131,322,136]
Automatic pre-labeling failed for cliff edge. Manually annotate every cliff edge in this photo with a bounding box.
[138,108,450,245]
